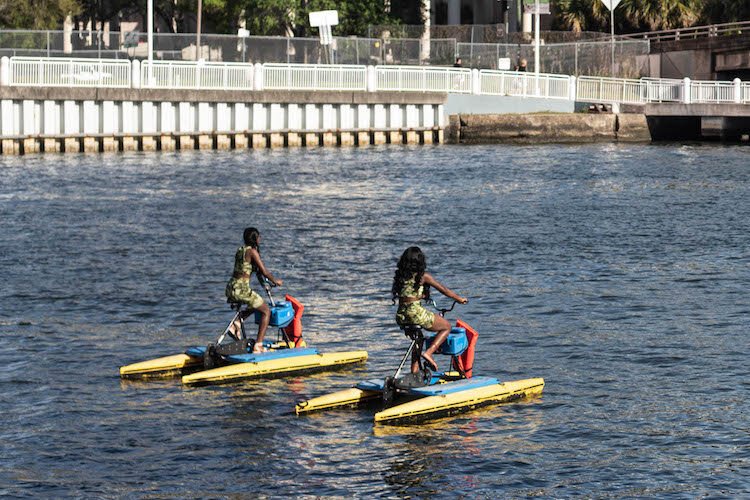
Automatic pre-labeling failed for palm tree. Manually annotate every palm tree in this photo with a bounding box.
[620,0,700,31]
[554,0,609,32]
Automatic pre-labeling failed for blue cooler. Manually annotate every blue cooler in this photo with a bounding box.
[424,327,468,356]
[255,300,295,328]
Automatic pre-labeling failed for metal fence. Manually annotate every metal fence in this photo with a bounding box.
[690,80,736,103]
[5,56,750,106]
[480,70,571,99]
[0,29,648,77]
[576,76,645,104]
[141,60,254,90]
[264,64,367,91]
[375,65,472,93]
[641,77,683,102]
[457,39,650,78]
[621,20,750,43]
[8,56,131,87]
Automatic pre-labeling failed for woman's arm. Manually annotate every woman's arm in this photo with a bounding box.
[247,248,283,286]
[422,273,467,303]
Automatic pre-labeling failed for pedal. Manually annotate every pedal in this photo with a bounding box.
[215,339,250,356]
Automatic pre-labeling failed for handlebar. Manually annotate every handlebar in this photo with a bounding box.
[426,299,468,316]
[258,274,277,288]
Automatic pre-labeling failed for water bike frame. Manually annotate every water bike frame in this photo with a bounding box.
[294,300,544,424]
[119,276,369,382]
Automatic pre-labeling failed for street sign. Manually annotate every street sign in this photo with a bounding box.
[600,0,622,10]
[309,10,338,47]
[523,0,550,15]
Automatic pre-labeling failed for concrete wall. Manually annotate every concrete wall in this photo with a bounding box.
[0,88,447,154]
[448,113,650,144]
[445,93,575,117]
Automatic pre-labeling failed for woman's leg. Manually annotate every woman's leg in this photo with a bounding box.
[253,303,271,352]
[421,314,452,371]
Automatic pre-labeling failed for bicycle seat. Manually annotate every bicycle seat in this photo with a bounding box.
[228,300,243,311]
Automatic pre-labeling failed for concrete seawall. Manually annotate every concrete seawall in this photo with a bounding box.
[448,113,651,144]
[0,88,446,155]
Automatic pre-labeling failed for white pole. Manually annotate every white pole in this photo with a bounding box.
[147,0,153,85]
[534,0,540,95]
[610,6,615,77]
[196,0,203,60]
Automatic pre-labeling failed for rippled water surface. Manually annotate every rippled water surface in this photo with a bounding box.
[1,144,749,497]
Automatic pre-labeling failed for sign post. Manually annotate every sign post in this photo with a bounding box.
[237,28,249,62]
[600,0,622,77]
[147,0,153,84]
[523,0,549,94]
[309,10,339,64]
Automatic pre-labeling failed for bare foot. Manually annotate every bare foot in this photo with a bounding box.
[421,352,438,371]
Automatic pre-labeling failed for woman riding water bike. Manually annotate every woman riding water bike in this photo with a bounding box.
[226,227,283,354]
[392,246,467,373]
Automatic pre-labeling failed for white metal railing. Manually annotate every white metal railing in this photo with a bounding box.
[264,64,367,91]
[481,70,571,99]
[141,60,254,90]
[641,77,683,103]
[5,56,750,107]
[376,66,472,93]
[8,56,130,87]
[690,80,736,103]
[576,76,644,104]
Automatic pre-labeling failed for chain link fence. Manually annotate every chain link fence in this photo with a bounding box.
[0,29,649,76]
[458,40,650,78]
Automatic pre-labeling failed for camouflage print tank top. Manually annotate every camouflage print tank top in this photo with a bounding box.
[399,276,424,299]
[233,245,254,279]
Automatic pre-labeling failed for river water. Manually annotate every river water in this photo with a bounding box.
[1,144,749,497]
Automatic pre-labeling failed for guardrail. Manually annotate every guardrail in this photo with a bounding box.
[576,76,644,104]
[140,60,254,90]
[690,80,736,104]
[480,70,571,99]
[264,63,368,91]
[641,77,683,103]
[3,56,750,107]
[7,56,130,87]
[621,20,750,43]
[376,65,472,93]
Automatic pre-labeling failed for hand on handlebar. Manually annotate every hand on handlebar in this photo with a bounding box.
[274,278,283,287]
[457,296,468,305]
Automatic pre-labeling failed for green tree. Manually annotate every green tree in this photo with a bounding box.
[700,0,750,24]
[201,0,397,37]
[620,0,700,31]
[553,0,609,32]
[0,0,81,29]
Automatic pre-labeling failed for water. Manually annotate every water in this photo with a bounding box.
[1,144,749,497]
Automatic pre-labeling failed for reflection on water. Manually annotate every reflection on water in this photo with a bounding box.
[1,144,749,496]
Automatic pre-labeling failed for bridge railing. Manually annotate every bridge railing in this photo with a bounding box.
[480,70,571,99]
[690,80,736,104]
[641,78,684,103]
[576,76,644,104]
[621,20,750,43]
[141,60,254,90]
[376,65,473,93]
[5,56,750,107]
[7,56,130,87]
[264,63,368,91]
